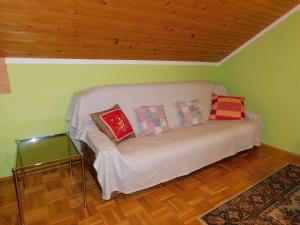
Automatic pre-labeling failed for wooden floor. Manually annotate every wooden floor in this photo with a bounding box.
[1,145,300,225]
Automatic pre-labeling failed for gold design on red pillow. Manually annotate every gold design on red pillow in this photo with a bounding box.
[91,104,135,144]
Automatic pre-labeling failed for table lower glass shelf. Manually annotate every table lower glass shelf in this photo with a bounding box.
[12,133,87,225]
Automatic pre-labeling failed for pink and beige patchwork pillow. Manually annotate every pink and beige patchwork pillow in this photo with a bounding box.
[135,105,170,136]
[176,99,205,127]
[209,93,245,120]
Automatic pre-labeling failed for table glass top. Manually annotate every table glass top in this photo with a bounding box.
[15,133,79,169]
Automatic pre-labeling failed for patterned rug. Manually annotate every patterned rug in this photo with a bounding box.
[199,164,300,225]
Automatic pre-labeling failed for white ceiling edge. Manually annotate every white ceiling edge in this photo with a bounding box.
[4,4,300,67]
[5,58,219,66]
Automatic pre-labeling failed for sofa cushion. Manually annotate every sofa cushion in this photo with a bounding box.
[176,99,205,127]
[67,81,229,134]
[135,105,170,136]
[209,94,245,120]
[117,120,258,159]
[90,104,135,144]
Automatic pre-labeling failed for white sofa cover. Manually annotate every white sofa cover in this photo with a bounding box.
[67,81,263,200]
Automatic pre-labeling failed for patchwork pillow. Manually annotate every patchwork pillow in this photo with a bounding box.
[135,105,170,136]
[175,99,205,127]
[209,93,245,120]
[90,104,135,144]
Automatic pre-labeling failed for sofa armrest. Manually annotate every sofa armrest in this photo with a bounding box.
[73,122,121,155]
[245,110,263,130]
[85,130,120,155]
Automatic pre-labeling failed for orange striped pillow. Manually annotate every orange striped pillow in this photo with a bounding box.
[209,93,245,120]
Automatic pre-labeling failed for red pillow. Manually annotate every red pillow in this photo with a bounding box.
[209,93,245,120]
[90,104,135,144]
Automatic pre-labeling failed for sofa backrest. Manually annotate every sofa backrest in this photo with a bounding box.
[67,81,228,134]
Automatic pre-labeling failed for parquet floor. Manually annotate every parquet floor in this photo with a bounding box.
[1,145,300,225]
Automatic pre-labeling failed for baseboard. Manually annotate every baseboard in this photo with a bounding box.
[262,143,300,158]
[0,162,81,183]
[0,175,12,182]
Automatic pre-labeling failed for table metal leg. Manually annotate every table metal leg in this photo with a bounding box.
[13,169,25,225]
[67,139,73,176]
[69,160,73,176]
[81,156,87,208]
[21,169,27,189]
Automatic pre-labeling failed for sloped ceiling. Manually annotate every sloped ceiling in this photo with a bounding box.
[0,0,299,62]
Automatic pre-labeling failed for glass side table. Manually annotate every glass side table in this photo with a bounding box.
[12,133,87,225]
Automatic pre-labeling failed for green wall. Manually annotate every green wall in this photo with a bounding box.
[219,10,300,154]
[0,64,218,177]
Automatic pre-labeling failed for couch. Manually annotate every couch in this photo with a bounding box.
[66,81,263,200]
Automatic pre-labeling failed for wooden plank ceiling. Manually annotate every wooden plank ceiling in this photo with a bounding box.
[0,0,299,62]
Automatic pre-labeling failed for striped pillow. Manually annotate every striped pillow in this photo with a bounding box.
[209,93,245,120]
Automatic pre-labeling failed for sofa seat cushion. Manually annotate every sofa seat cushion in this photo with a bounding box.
[117,120,259,171]
[85,120,260,199]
